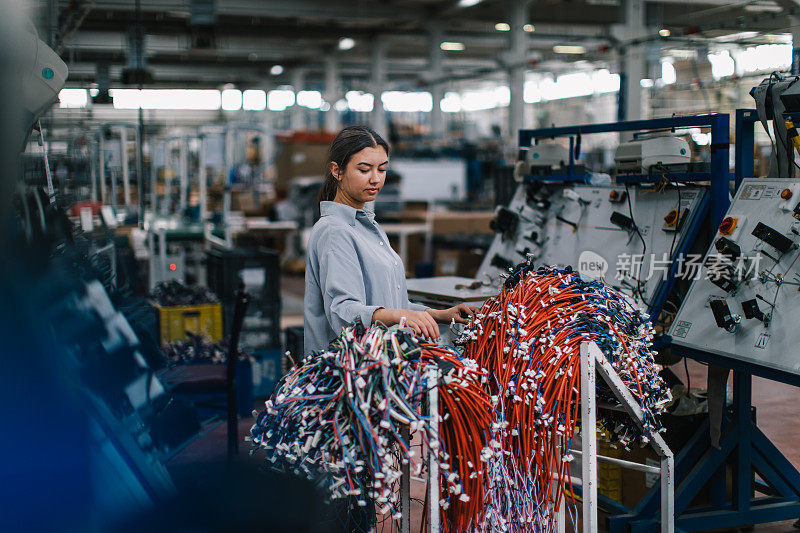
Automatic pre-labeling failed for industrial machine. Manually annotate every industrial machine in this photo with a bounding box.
[475,181,707,315]
[614,136,691,174]
[612,106,800,532]
[409,115,730,329]
[19,23,68,149]
[671,178,800,373]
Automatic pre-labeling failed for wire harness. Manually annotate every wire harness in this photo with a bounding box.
[249,322,491,525]
[251,261,669,532]
[458,260,671,531]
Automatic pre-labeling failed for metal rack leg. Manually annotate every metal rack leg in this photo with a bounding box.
[429,368,440,533]
[580,343,598,533]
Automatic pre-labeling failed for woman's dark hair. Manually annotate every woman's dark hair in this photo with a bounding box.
[317,125,389,204]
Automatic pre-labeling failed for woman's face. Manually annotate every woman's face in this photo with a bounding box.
[332,145,388,208]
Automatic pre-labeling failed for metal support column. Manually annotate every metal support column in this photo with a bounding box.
[371,37,388,138]
[616,0,646,131]
[324,55,340,133]
[508,0,527,141]
[121,127,131,206]
[427,22,445,139]
[99,132,106,204]
[734,108,757,191]
[290,68,305,131]
[199,134,208,223]
[179,137,188,212]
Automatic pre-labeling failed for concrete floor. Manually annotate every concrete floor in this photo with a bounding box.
[168,274,800,532]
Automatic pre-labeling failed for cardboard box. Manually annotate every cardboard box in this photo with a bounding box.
[275,136,333,191]
[431,211,495,235]
[435,249,484,277]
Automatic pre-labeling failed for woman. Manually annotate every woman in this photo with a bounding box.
[304,125,477,354]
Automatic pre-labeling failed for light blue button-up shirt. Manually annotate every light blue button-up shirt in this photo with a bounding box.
[303,201,427,354]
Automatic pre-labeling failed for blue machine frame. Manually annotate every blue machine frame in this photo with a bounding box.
[609,109,800,532]
[518,114,729,324]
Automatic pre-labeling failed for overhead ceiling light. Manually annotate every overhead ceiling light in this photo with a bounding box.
[441,42,465,51]
[458,0,482,6]
[659,29,671,37]
[338,37,355,50]
[553,45,586,54]
[270,64,284,75]
[495,22,510,31]
[524,24,535,32]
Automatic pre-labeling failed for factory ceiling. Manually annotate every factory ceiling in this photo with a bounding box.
[49,0,799,89]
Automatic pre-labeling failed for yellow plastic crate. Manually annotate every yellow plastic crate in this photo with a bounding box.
[157,303,223,343]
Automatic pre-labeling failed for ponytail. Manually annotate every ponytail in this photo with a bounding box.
[317,125,389,205]
[317,171,339,204]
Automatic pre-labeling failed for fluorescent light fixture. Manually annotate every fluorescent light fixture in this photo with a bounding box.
[640,78,654,88]
[441,42,465,51]
[495,22,510,31]
[297,90,323,109]
[553,45,585,54]
[221,89,242,111]
[338,37,355,50]
[267,89,295,111]
[458,0,481,6]
[744,3,783,12]
[524,24,535,32]
[659,29,671,37]
[270,64,284,76]
[715,31,758,43]
[111,89,221,110]
[666,48,696,59]
[243,90,267,111]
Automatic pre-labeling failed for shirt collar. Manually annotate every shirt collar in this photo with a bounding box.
[320,201,375,227]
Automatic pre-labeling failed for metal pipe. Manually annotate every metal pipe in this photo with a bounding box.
[570,449,661,474]
[429,367,440,533]
[121,126,131,205]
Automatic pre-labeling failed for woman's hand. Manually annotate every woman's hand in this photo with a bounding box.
[372,308,440,340]
[427,304,480,325]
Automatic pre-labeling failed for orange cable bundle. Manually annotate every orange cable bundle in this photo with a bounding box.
[458,263,670,532]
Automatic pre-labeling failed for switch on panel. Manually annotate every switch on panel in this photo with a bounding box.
[710,298,741,333]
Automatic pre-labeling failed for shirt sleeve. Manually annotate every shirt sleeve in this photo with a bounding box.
[406,299,428,312]
[318,229,382,333]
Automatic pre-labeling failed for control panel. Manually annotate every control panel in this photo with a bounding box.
[670,178,800,376]
[476,181,708,310]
